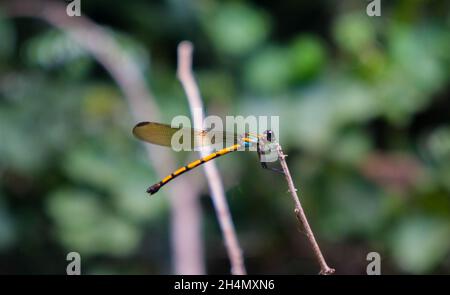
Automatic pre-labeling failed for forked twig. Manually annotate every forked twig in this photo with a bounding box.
[275,143,335,275]
[177,41,246,275]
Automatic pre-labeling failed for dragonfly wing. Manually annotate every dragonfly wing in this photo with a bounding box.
[133,122,185,147]
[133,122,239,149]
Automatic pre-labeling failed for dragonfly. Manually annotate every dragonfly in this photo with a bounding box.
[132,121,281,195]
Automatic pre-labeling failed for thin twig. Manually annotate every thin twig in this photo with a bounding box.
[4,0,205,274]
[276,143,335,275]
[177,41,246,275]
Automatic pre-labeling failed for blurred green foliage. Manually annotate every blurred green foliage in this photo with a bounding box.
[205,2,271,56]
[0,0,449,274]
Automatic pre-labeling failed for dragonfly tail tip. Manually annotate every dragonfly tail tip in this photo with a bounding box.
[147,183,161,195]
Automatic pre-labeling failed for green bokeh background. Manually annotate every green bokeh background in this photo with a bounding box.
[0,0,449,274]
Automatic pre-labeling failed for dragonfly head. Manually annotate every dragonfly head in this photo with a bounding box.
[263,130,275,143]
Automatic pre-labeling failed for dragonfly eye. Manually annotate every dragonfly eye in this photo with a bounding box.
[264,130,274,142]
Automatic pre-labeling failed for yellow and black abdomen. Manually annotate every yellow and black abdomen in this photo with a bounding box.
[147,144,241,195]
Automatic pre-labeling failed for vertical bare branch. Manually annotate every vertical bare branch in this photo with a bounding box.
[177,41,246,275]
[4,0,205,274]
[276,143,335,275]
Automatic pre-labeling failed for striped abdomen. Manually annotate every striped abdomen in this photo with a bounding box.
[147,144,241,195]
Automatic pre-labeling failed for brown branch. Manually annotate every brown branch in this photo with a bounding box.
[4,0,205,275]
[276,143,335,275]
[177,41,246,275]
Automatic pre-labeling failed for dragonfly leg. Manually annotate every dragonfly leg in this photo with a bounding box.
[257,143,284,175]
[260,161,285,174]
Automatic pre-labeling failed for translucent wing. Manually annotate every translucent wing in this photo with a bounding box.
[132,122,238,149]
